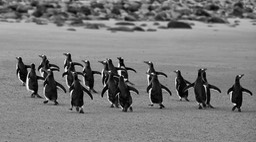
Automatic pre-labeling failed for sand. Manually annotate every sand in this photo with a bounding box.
[0,19,256,142]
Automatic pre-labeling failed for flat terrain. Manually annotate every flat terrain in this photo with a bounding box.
[0,19,256,142]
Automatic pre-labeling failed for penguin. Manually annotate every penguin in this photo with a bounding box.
[63,53,84,72]
[143,61,167,85]
[183,69,221,109]
[26,63,44,98]
[62,62,84,89]
[117,57,137,85]
[115,75,139,112]
[43,69,66,105]
[101,71,119,108]
[81,60,101,93]
[227,74,253,112]
[98,60,109,86]
[146,72,172,109]
[38,55,60,78]
[16,57,31,86]
[202,69,221,108]
[69,72,93,113]
[174,70,191,101]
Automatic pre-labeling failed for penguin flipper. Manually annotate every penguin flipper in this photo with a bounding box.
[50,68,60,72]
[242,88,253,96]
[156,71,168,78]
[101,85,108,97]
[37,64,42,71]
[49,63,60,70]
[128,86,139,95]
[185,80,192,85]
[73,62,83,68]
[62,72,68,77]
[92,71,101,75]
[37,76,45,80]
[146,84,152,93]
[56,82,67,93]
[82,86,93,100]
[25,65,31,69]
[125,67,137,73]
[227,86,234,95]
[208,84,221,93]
[69,85,74,93]
[183,83,194,93]
[161,84,172,96]
[76,72,84,77]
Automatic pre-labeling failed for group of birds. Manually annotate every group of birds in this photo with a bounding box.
[15,53,253,113]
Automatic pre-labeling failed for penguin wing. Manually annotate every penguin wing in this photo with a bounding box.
[77,72,85,77]
[92,71,101,75]
[101,85,108,97]
[25,65,31,69]
[37,76,45,80]
[183,83,194,93]
[73,62,83,68]
[146,84,152,93]
[208,84,221,93]
[62,72,68,77]
[114,88,120,97]
[185,80,192,85]
[69,85,74,93]
[128,86,139,95]
[242,88,253,96]
[49,63,60,70]
[125,67,137,73]
[82,86,93,100]
[161,84,172,96]
[56,82,67,93]
[227,86,234,95]
[156,71,168,78]
[43,80,48,87]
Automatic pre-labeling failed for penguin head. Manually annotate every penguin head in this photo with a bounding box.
[198,68,207,77]
[236,74,244,80]
[63,53,71,59]
[107,58,113,64]
[174,70,180,74]
[16,57,22,62]
[117,57,124,63]
[82,60,90,67]
[39,54,47,61]
[30,63,36,70]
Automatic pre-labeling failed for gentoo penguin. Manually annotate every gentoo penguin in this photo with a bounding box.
[146,72,172,109]
[117,57,137,85]
[183,69,220,109]
[202,69,221,108]
[62,62,84,89]
[81,60,101,93]
[143,61,167,85]
[115,75,139,112]
[174,70,191,101]
[43,69,66,105]
[69,72,93,113]
[227,74,253,112]
[38,55,60,78]
[63,53,84,72]
[101,71,119,108]
[98,60,109,86]
[16,57,31,86]
[26,63,44,98]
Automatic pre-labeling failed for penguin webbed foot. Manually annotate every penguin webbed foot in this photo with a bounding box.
[76,107,79,112]
[198,105,203,109]
[207,104,214,108]
[110,104,114,108]
[129,107,133,112]
[185,98,189,102]
[79,109,84,114]
[148,104,154,107]
[54,101,59,105]
[159,104,165,109]
[43,100,48,104]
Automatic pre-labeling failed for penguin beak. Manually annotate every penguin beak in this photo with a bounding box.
[143,61,150,65]
[63,53,69,56]
[16,57,19,60]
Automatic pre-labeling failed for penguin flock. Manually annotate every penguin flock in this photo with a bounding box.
[16,53,253,113]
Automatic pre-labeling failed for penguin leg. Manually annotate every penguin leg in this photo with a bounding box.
[185,97,190,102]
[232,105,237,111]
[237,107,241,112]
[69,105,73,111]
[35,94,43,99]
[79,107,84,114]
[31,93,36,98]
[54,100,59,105]
[129,106,133,112]
[202,103,207,108]
[159,104,165,109]
[110,104,114,108]
[198,104,203,109]
[76,107,79,112]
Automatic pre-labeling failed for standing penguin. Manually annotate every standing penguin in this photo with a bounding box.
[98,60,109,86]
[101,71,119,108]
[82,60,101,93]
[202,69,221,108]
[63,53,72,72]
[43,69,66,105]
[143,61,167,85]
[174,70,191,101]
[62,62,84,89]
[69,72,93,113]
[183,69,221,109]
[117,57,137,85]
[26,63,45,98]
[115,75,139,112]
[146,72,172,109]
[227,74,253,112]
[38,55,60,78]
[16,57,31,86]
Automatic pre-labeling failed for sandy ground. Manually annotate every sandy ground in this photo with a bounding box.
[0,19,256,142]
